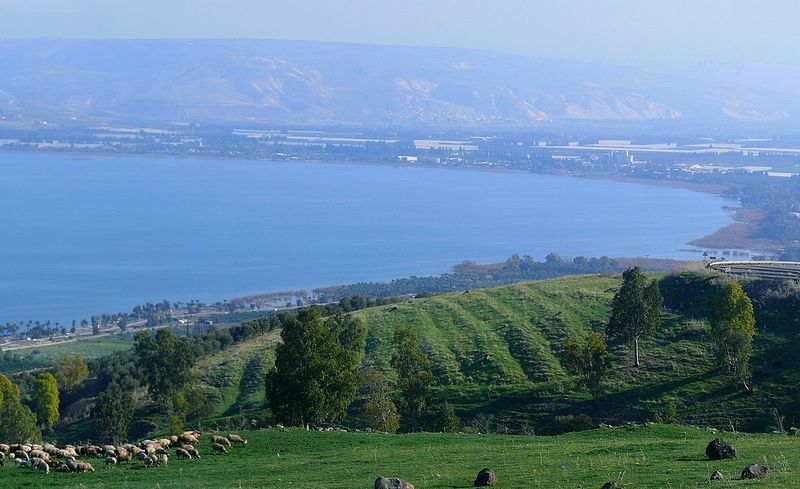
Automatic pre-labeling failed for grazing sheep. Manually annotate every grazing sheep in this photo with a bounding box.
[181,444,200,459]
[211,435,231,447]
[137,452,150,462]
[227,434,248,445]
[175,448,192,460]
[14,459,28,468]
[31,456,46,467]
[159,453,169,466]
[0,444,9,454]
[169,435,179,446]
[34,460,50,474]
[14,450,29,461]
[180,434,198,444]
[76,462,95,473]
[0,452,4,466]
[157,438,171,448]
[211,443,228,454]
[105,456,117,467]
[65,457,79,472]
[116,447,131,462]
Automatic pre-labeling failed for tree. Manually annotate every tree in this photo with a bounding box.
[359,368,400,433]
[134,329,194,405]
[606,267,663,367]
[431,401,461,432]
[563,332,612,399]
[390,325,434,431]
[708,282,756,391]
[0,373,41,443]
[52,353,89,390]
[94,383,134,444]
[266,308,363,428]
[31,372,59,429]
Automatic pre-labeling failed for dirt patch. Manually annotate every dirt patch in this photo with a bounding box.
[689,207,782,252]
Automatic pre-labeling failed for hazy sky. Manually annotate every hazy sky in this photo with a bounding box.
[2,0,799,64]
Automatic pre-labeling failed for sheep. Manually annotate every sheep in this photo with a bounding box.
[137,451,150,462]
[211,435,231,447]
[34,460,50,474]
[105,456,117,467]
[14,458,28,468]
[169,435,179,446]
[181,444,200,459]
[0,451,4,466]
[31,456,46,467]
[65,457,79,472]
[0,444,9,454]
[175,448,192,460]
[159,453,169,466]
[157,438,171,448]
[103,444,116,453]
[211,443,228,454]
[76,462,95,473]
[116,447,131,462]
[14,450,29,461]
[227,434,248,445]
[180,434,198,444]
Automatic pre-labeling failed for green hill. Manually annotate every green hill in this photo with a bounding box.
[354,273,800,433]
[0,425,796,488]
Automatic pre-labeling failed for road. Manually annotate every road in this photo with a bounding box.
[706,260,800,281]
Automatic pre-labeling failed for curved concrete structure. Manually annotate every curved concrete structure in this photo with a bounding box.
[706,260,800,281]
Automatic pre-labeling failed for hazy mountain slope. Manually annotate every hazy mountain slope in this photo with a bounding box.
[0,39,798,127]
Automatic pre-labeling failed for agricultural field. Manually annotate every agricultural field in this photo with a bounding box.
[0,425,796,488]
[1,334,135,373]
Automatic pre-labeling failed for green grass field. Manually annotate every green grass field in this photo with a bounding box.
[1,334,135,373]
[0,425,796,488]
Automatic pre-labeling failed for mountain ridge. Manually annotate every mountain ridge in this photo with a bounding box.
[0,38,798,127]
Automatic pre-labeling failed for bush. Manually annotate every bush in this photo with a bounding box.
[168,415,183,436]
[553,414,593,434]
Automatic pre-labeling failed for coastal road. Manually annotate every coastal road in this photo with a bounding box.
[706,260,800,281]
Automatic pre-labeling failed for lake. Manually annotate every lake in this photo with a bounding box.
[0,152,735,324]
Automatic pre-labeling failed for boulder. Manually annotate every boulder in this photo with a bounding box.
[375,477,415,489]
[709,470,724,481]
[601,482,624,489]
[705,438,737,460]
[741,464,768,480]
[474,468,497,486]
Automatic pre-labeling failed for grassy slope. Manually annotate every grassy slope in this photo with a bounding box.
[356,274,799,431]
[0,425,796,488]
[1,334,135,373]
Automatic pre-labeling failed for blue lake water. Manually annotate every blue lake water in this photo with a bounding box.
[0,152,735,324]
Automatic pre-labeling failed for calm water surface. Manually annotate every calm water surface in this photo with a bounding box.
[0,153,735,323]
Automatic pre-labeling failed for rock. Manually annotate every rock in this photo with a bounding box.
[789,427,799,436]
[705,438,737,460]
[601,482,624,489]
[474,468,497,486]
[375,477,415,489]
[709,470,724,481]
[741,464,768,480]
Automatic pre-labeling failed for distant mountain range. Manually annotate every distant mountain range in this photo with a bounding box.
[0,39,798,128]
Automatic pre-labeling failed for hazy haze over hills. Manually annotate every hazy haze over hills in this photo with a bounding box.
[1,38,798,127]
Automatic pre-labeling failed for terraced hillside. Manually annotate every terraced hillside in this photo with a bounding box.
[355,274,800,432]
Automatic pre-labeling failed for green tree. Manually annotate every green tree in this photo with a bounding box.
[52,353,89,390]
[431,401,461,432]
[606,267,663,367]
[708,282,756,391]
[359,368,400,433]
[563,332,612,399]
[390,325,434,432]
[134,329,194,405]
[93,383,134,444]
[0,373,41,443]
[266,308,362,428]
[31,372,59,429]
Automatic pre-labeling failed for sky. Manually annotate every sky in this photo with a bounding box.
[1,0,799,64]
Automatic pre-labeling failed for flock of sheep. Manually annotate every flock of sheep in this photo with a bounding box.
[0,431,247,475]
